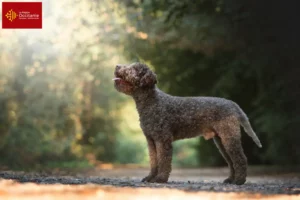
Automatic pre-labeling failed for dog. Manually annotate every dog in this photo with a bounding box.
[113,62,262,185]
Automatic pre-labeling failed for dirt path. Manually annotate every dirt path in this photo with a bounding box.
[0,167,299,199]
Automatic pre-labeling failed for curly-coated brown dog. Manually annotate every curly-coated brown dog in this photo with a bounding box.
[113,63,262,185]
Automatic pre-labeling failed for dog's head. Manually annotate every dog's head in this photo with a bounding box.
[113,63,157,95]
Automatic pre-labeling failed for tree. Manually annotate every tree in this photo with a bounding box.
[0,0,138,167]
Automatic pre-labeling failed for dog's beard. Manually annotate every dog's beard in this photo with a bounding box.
[113,77,134,95]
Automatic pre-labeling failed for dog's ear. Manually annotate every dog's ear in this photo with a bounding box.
[140,70,157,87]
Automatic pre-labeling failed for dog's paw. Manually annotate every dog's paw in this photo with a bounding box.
[148,175,168,183]
[223,177,234,184]
[141,174,156,182]
[233,178,246,185]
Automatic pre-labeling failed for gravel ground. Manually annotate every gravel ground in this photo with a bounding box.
[0,167,299,199]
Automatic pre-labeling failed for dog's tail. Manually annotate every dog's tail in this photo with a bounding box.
[234,103,262,148]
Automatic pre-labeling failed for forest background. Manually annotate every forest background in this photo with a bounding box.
[0,0,299,169]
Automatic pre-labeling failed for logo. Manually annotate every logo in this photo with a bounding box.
[2,2,42,29]
[5,9,18,22]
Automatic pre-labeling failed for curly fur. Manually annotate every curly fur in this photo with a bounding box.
[113,63,262,185]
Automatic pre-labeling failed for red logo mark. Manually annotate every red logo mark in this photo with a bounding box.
[2,2,42,29]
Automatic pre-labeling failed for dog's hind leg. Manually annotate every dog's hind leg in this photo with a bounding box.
[221,135,247,185]
[213,136,235,183]
[214,118,247,185]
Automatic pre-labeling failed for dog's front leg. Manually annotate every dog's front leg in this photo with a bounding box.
[142,137,158,182]
[149,138,173,183]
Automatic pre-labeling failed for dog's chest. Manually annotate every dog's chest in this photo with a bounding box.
[138,104,171,135]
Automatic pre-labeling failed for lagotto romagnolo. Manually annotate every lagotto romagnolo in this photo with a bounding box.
[113,63,262,185]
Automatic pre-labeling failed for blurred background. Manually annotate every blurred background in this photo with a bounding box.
[0,0,299,170]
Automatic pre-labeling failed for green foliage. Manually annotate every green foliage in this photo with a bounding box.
[196,138,224,167]
[115,131,148,164]
[173,138,199,167]
[0,0,135,168]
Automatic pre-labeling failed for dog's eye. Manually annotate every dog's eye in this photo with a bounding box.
[139,68,148,76]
